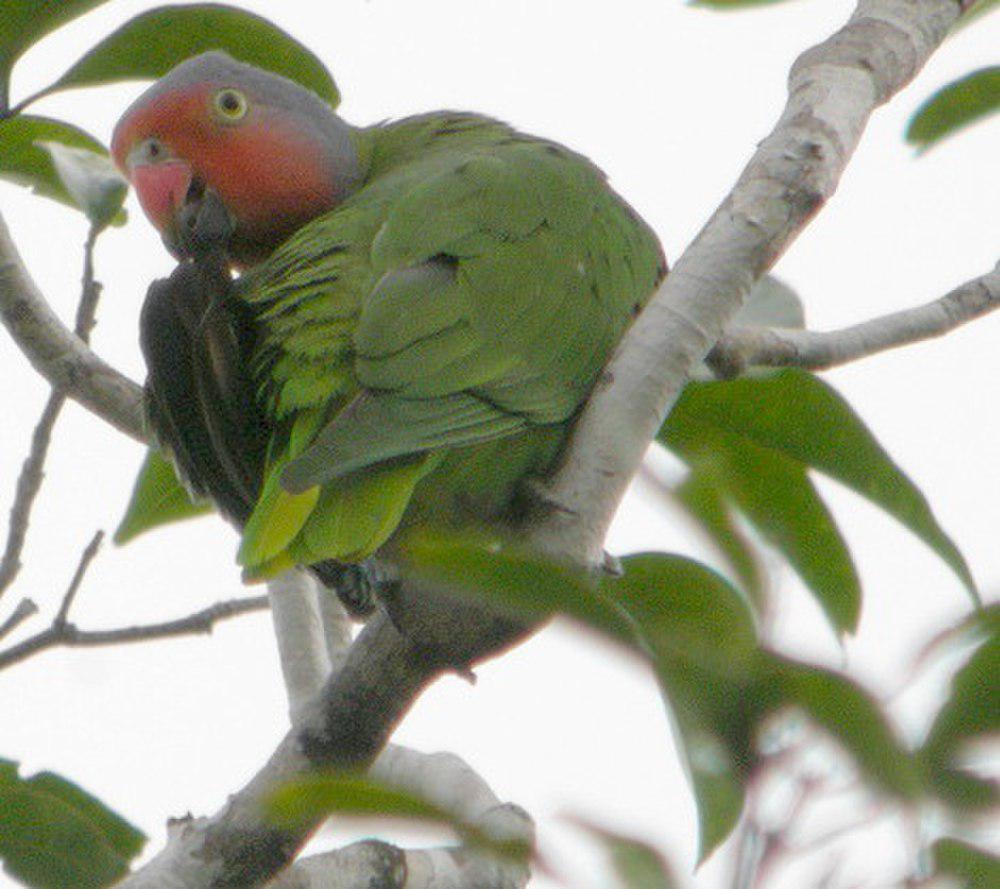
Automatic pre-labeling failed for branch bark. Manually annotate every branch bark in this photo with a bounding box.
[708,262,1000,376]
[0,592,269,670]
[0,227,104,598]
[0,213,146,441]
[530,0,968,565]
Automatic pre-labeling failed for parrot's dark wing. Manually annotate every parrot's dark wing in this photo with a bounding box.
[140,261,267,524]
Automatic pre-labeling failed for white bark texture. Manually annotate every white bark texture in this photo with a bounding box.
[267,571,332,724]
[708,262,1000,375]
[531,0,967,565]
[0,1,973,886]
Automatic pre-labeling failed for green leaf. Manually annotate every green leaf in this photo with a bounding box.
[21,3,339,112]
[0,1,112,111]
[571,820,677,889]
[0,759,145,888]
[767,657,921,797]
[690,0,798,10]
[933,838,1000,888]
[674,467,765,605]
[268,773,531,862]
[114,450,213,545]
[37,141,126,230]
[0,115,125,223]
[607,555,761,860]
[660,422,861,635]
[921,625,999,809]
[907,67,1000,151]
[661,370,977,629]
[406,537,920,862]
[404,531,637,644]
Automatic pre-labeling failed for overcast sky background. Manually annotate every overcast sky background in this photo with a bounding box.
[1,1,998,887]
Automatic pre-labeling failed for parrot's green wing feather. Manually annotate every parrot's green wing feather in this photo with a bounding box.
[238,113,665,567]
[281,391,526,492]
[281,130,662,491]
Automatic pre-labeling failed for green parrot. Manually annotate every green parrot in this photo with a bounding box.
[112,51,665,612]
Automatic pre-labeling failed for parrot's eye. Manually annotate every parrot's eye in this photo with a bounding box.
[138,138,166,163]
[213,88,249,122]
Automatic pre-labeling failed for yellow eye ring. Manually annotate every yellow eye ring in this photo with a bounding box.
[213,88,248,121]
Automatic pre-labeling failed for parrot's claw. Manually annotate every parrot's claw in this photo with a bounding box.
[175,182,235,260]
[311,558,397,619]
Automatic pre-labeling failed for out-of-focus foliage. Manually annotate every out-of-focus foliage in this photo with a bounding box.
[570,820,678,889]
[407,536,921,859]
[933,838,1000,888]
[269,772,531,862]
[0,116,123,220]
[920,606,999,810]
[0,760,144,888]
[907,67,1000,150]
[38,141,126,230]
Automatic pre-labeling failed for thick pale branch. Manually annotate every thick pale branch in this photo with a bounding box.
[708,263,1000,375]
[531,0,966,565]
[0,213,146,441]
[267,832,530,889]
[267,571,333,724]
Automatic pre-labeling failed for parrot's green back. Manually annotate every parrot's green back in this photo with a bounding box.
[234,112,666,576]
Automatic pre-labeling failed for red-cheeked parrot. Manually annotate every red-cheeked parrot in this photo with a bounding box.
[112,52,665,612]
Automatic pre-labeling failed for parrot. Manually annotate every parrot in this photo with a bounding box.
[111,51,666,614]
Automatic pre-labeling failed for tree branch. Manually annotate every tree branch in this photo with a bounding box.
[0,592,269,670]
[530,0,967,565]
[0,213,146,441]
[0,227,106,599]
[708,262,1000,376]
[267,570,335,725]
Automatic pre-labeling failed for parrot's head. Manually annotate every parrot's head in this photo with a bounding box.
[112,51,361,265]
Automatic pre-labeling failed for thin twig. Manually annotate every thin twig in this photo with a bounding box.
[0,228,104,601]
[0,598,37,642]
[708,263,1000,377]
[0,595,270,671]
[54,530,103,627]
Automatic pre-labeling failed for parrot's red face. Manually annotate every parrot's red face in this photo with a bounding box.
[112,52,360,265]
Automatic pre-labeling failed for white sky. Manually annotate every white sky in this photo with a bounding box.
[1,1,998,887]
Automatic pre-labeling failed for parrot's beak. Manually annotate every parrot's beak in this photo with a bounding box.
[128,154,194,240]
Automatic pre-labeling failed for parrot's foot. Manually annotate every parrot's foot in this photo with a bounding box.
[311,558,396,619]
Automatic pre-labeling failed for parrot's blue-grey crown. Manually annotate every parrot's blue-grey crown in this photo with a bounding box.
[112,51,363,265]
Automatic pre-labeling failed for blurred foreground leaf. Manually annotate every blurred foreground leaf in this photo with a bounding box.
[0,759,144,888]
[907,67,1000,151]
[921,621,999,809]
[38,141,126,230]
[0,115,124,223]
[571,820,677,889]
[933,838,1000,888]
[269,773,531,862]
[407,536,917,861]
